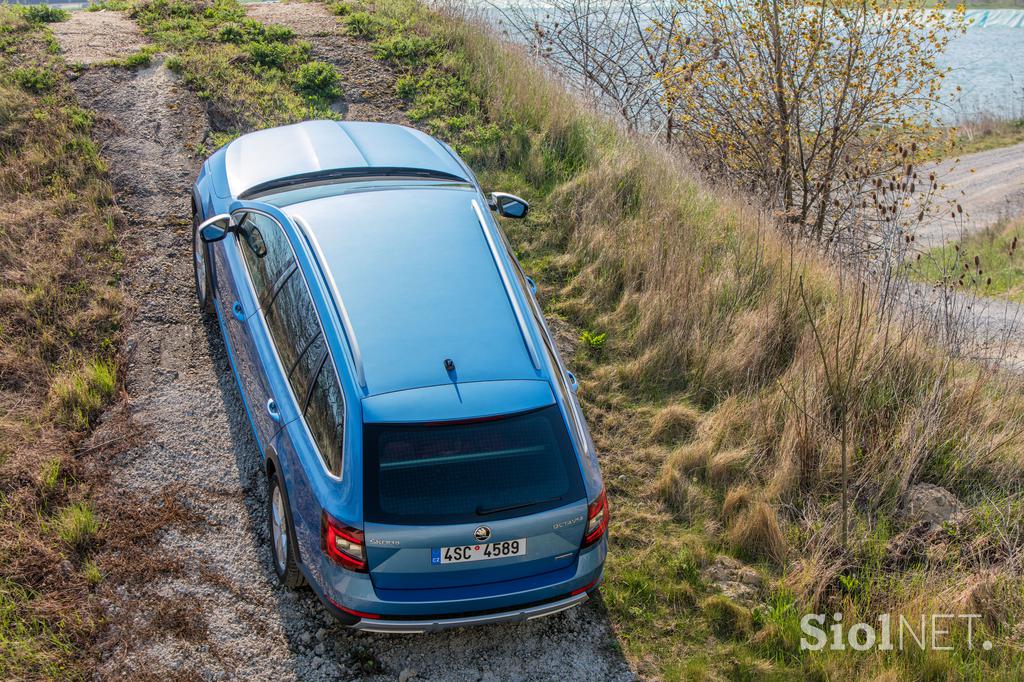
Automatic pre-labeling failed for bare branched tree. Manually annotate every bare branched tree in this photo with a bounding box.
[654,0,967,248]
[489,0,682,139]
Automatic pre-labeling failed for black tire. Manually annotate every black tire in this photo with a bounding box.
[192,205,214,315]
[268,470,306,588]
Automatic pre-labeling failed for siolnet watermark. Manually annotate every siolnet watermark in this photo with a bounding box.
[801,612,993,652]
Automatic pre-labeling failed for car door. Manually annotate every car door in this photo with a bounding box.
[209,213,275,455]
[227,210,298,450]
[272,356,346,580]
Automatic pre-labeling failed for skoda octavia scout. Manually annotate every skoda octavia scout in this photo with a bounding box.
[191,120,608,632]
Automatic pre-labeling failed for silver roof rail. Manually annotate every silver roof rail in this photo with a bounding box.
[471,199,542,371]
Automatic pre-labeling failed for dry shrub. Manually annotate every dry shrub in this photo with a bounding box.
[727,500,787,566]
[649,402,701,444]
[955,573,1024,630]
[657,470,713,521]
[707,447,749,486]
[722,483,754,523]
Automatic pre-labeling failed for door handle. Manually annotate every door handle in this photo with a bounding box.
[266,398,282,423]
[232,300,245,321]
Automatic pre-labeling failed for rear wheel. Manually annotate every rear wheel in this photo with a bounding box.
[268,470,305,588]
[192,205,213,315]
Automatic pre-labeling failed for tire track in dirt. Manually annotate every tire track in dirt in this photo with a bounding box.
[58,6,634,680]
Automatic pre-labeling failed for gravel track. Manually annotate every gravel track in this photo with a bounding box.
[907,142,1024,370]
[917,141,1024,249]
[57,6,634,681]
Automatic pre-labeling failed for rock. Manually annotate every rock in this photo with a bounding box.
[399,669,418,682]
[904,483,962,529]
[715,555,742,570]
[702,555,762,606]
[737,567,763,587]
[718,581,759,604]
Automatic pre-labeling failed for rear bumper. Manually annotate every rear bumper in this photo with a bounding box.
[350,590,590,634]
[311,536,606,627]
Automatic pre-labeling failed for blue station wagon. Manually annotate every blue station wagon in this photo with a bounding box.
[191,120,608,632]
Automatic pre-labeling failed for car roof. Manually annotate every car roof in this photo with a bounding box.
[223,120,469,198]
[284,186,542,397]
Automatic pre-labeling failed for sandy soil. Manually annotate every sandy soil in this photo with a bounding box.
[56,6,635,681]
[49,10,148,65]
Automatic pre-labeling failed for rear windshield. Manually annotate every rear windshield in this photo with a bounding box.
[363,406,585,525]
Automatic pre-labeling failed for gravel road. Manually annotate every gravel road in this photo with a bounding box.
[56,6,634,681]
[906,141,1024,370]
[917,141,1024,249]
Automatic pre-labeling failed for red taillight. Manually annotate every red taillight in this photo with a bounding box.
[321,512,367,572]
[581,488,608,548]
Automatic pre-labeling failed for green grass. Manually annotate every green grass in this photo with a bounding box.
[52,503,101,550]
[0,581,75,679]
[911,219,1024,303]
[50,358,118,431]
[15,5,70,23]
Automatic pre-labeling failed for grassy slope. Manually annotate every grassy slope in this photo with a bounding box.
[941,116,1024,158]
[0,6,124,679]
[912,218,1024,303]
[325,1,1024,679]
[59,0,1024,678]
[952,120,1024,156]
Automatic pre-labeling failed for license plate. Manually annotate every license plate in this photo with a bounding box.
[431,538,527,565]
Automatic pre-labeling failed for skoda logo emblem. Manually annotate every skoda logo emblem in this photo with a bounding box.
[474,526,491,542]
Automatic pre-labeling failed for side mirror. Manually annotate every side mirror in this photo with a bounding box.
[488,192,529,219]
[525,276,537,296]
[198,213,234,243]
[566,370,579,394]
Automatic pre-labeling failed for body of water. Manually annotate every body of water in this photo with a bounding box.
[942,14,1024,121]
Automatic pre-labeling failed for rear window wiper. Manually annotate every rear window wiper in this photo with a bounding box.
[476,496,561,516]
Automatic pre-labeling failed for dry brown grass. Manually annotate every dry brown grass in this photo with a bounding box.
[727,499,788,566]
[648,402,701,444]
[0,8,131,678]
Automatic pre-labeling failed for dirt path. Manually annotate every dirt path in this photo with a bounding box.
[49,9,147,65]
[57,6,634,681]
[917,141,1024,249]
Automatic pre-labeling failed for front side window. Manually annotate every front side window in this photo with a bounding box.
[237,212,295,305]
[264,270,323,405]
[363,406,585,525]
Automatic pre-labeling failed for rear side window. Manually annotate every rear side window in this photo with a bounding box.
[363,406,585,525]
[305,360,345,477]
[237,212,295,305]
